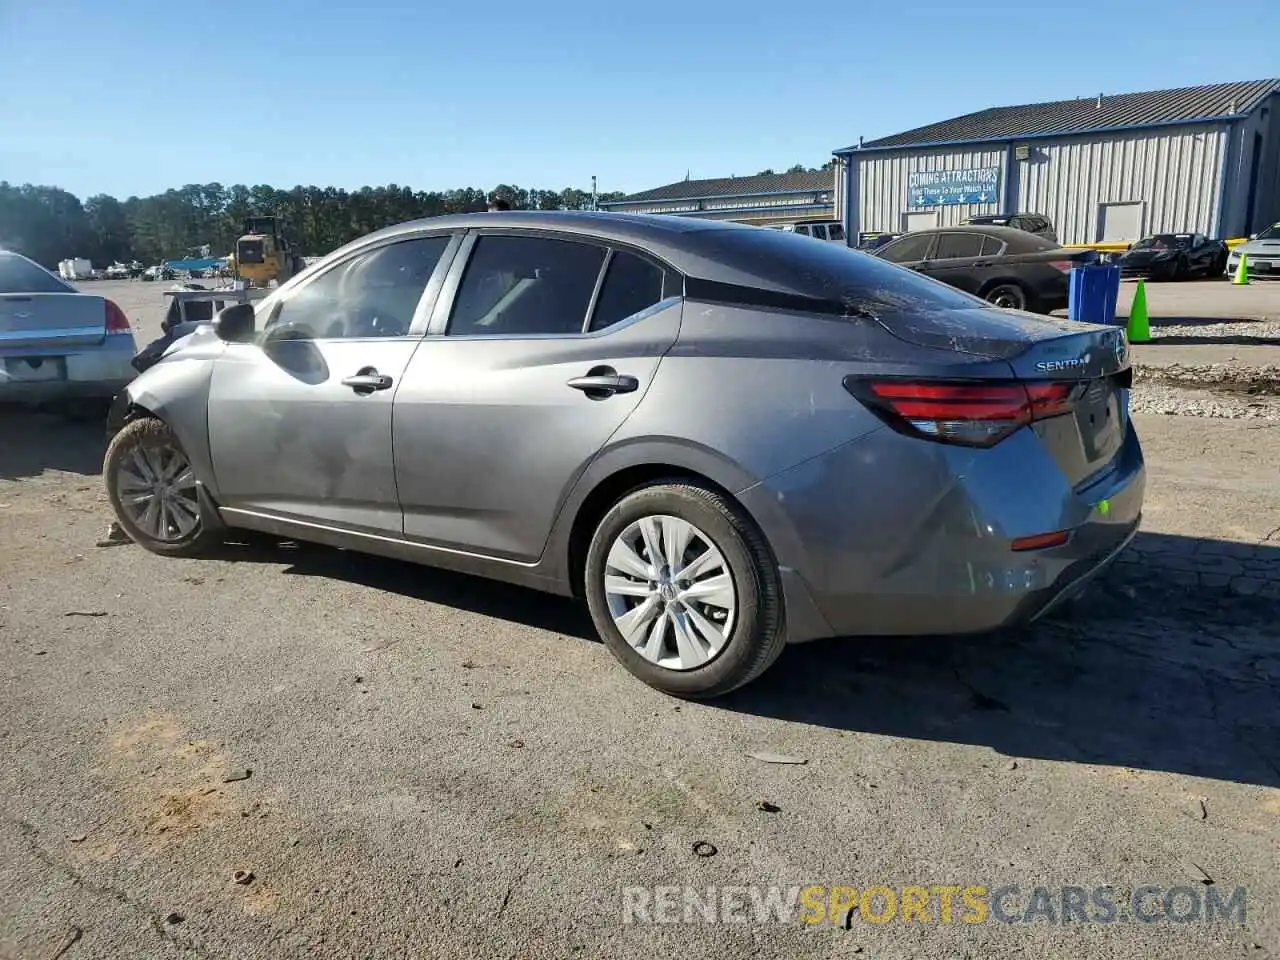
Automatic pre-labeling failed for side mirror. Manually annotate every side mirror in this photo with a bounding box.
[213,303,255,343]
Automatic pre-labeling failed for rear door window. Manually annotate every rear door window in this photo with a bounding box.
[589,251,667,332]
[449,235,606,336]
[0,255,73,294]
[931,232,985,260]
[828,223,845,242]
[877,233,934,263]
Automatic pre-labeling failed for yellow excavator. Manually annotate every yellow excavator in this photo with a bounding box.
[229,216,306,287]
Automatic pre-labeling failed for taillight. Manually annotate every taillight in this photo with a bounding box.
[844,378,1077,448]
[105,300,132,335]
[1047,260,1076,273]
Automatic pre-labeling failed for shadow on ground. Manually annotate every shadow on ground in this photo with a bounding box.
[0,407,107,480]
[216,529,1280,790]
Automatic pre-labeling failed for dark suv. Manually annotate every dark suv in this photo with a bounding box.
[961,213,1057,243]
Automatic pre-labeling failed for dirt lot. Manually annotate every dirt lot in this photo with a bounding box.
[1,281,1278,960]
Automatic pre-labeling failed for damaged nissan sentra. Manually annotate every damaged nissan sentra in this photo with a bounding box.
[103,211,1144,699]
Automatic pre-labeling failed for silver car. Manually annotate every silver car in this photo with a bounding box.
[0,250,138,410]
[102,212,1145,698]
[1226,221,1280,278]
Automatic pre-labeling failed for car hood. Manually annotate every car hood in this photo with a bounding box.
[1233,239,1280,257]
[160,322,228,364]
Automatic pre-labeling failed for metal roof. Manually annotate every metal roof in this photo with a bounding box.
[837,79,1280,154]
[605,169,834,204]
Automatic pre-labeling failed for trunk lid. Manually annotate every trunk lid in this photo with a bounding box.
[878,307,1131,485]
[0,293,108,350]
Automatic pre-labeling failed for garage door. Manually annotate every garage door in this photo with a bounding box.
[901,211,939,232]
[1098,203,1144,243]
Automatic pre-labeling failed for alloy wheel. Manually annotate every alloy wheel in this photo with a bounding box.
[602,514,737,671]
[989,287,1023,309]
[115,443,201,542]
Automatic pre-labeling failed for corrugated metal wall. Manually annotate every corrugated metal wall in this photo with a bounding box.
[857,147,1007,234]
[852,124,1230,244]
[1017,124,1228,243]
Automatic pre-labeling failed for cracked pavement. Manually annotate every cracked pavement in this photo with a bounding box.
[1,398,1278,959]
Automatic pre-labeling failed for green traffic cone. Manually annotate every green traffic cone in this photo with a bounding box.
[1233,253,1250,285]
[1127,279,1151,344]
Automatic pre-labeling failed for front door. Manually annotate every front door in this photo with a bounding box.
[393,232,681,562]
[206,234,456,536]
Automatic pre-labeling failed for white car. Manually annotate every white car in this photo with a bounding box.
[1227,222,1280,278]
[0,250,138,414]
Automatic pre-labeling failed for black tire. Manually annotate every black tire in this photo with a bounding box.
[103,417,223,557]
[583,480,787,699]
[984,282,1027,310]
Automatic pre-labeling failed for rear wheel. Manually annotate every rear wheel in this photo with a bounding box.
[583,480,787,699]
[103,417,222,557]
[984,283,1027,310]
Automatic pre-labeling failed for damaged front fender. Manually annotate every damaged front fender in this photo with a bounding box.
[104,342,224,500]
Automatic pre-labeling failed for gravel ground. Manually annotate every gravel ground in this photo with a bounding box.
[1144,318,1280,341]
[1129,384,1280,420]
[1,404,1278,960]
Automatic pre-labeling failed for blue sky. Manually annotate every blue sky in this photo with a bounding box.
[2,0,1277,200]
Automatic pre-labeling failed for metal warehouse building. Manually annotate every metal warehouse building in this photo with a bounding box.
[834,79,1280,245]
[600,169,837,226]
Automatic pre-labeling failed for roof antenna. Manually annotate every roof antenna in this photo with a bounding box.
[1096,92,1103,109]
[859,135,864,147]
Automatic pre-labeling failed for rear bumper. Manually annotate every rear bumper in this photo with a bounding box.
[0,336,136,403]
[739,417,1146,642]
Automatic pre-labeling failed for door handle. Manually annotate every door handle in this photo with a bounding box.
[342,367,394,394]
[566,370,639,398]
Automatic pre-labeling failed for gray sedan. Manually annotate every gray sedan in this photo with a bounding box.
[102,212,1145,698]
[0,250,138,411]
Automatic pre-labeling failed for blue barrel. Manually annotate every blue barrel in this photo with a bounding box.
[1067,263,1122,325]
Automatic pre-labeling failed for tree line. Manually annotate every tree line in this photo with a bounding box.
[0,181,631,270]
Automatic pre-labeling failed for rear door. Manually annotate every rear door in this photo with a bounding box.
[918,231,988,293]
[205,232,459,536]
[874,233,936,270]
[392,231,681,562]
[0,253,106,351]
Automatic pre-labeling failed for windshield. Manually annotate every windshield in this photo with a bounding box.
[1255,223,1280,241]
[1132,234,1192,251]
[680,226,982,316]
[0,253,75,293]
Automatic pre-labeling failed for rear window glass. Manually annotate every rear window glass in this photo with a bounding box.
[0,254,73,294]
[681,227,981,315]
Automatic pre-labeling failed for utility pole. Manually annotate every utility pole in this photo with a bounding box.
[591,176,598,211]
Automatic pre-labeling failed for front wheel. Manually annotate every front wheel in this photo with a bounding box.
[103,417,222,557]
[984,283,1027,310]
[583,480,787,699]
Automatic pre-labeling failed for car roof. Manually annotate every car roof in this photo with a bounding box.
[310,211,836,286]
[912,224,1039,241]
